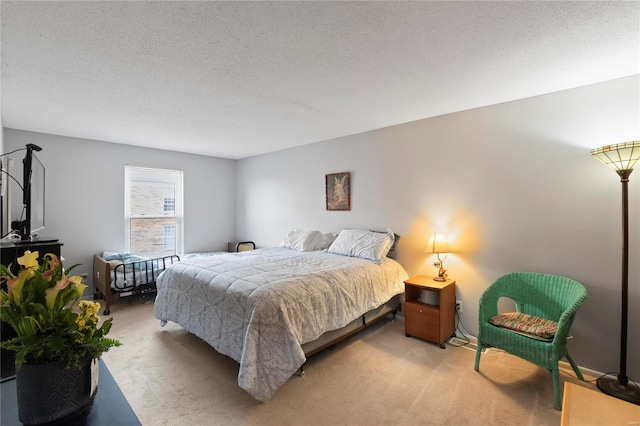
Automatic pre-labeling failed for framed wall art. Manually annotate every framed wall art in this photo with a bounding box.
[325,172,350,211]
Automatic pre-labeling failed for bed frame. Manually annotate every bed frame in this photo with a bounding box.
[298,234,402,370]
[156,292,401,376]
[299,294,401,372]
[93,254,181,315]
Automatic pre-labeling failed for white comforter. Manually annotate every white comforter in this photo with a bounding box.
[154,247,408,401]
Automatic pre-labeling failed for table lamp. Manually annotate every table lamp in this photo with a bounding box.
[427,234,450,282]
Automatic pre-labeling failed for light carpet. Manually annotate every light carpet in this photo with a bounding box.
[100,300,595,425]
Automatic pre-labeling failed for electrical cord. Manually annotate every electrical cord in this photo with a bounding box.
[447,309,476,348]
[585,371,640,393]
[1,168,24,191]
[456,309,476,340]
[1,205,26,242]
[0,147,27,158]
[1,231,20,242]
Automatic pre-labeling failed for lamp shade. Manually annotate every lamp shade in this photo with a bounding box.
[427,234,450,254]
[591,141,640,172]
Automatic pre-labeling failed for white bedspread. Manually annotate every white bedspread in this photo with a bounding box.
[154,247,408,401]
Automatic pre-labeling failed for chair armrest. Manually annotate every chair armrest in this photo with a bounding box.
[478,285,502,322]
[552,297,585,344]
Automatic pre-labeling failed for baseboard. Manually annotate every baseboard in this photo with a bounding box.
[447,334,488,352]
[401,312,602,378]
[450,332,602,378]
[558,360,603,380]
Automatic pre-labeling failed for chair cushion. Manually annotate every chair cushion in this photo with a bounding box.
[489,312,557,341]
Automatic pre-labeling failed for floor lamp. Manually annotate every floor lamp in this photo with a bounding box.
[591,141,640,405]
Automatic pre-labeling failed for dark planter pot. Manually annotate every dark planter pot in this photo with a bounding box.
[16,356,98,425]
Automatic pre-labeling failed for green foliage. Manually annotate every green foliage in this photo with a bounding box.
[0,251,120,367]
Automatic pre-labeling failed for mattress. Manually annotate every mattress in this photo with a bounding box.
[154,246,408,401]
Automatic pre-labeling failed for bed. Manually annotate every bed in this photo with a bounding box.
[93,252,181,315]
[154,229,409,401]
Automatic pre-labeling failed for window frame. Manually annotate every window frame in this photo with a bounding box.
[124,166,184,257]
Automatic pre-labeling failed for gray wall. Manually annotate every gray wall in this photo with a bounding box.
[1,116,5,234]
[3,130,236,291]
[236,75,640,377]
[2,76,638,378]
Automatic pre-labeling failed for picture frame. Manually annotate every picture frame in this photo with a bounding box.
[325,172,350,211]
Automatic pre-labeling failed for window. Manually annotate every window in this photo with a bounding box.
[163,224,176,250]
[125,166,183,257]
[163,198,175,213]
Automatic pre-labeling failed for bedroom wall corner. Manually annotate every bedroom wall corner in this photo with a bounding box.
[235,75,640,379]
[2,129,237,296]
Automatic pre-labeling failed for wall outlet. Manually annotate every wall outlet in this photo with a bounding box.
[456,300,463,313]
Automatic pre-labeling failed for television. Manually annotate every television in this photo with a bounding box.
[17,146,45,240]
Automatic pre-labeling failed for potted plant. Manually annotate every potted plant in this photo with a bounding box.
[0,250,121,425]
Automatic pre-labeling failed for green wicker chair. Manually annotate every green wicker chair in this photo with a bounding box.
[474,272,587,409]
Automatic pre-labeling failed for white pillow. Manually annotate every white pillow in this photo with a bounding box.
[327,229,395,263]
[318,232,338,250]
[280,229,337,251]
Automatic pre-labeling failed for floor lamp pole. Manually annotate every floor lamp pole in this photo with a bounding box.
[596,168,640,405]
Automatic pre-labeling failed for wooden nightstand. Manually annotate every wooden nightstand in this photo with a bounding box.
[404,275,456,349]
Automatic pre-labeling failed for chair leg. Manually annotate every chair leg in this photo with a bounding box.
[552,366,562,410]
[474,342,483,371]
[565,352,584,381]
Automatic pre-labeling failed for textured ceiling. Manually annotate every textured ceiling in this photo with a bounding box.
[1,1,638,159]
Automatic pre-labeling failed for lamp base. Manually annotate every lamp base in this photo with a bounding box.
[596,375,640,406]
[433,276,446,282]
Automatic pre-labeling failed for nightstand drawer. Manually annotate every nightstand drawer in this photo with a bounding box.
[404,276,456,348]
[405,301,439,342]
